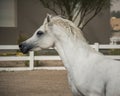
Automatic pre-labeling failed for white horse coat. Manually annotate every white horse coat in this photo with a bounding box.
[19,14,120,96]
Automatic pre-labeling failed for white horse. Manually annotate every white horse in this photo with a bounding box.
[19,14,120,96]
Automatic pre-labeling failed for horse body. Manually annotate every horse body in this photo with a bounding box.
[19,14,120,96]
[55,31,120,96]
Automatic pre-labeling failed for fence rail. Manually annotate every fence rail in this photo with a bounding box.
[0,43,120,71]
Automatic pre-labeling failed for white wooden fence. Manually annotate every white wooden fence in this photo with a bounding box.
[0,43,120,71]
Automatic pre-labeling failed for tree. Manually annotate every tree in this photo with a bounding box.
[40,0,110,30]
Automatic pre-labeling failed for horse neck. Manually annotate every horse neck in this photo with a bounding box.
[55,36,95,70]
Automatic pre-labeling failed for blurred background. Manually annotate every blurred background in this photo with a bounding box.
[1,0,119,45]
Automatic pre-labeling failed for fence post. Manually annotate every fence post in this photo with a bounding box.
[94,43,99,52]
[29,51,34,70]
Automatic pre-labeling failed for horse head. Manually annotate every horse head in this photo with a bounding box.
[19,14,56,54]
[19,14,84,54]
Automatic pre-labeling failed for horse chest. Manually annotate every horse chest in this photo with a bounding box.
[67,65,105,96]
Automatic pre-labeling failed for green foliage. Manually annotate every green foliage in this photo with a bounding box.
[109,49,120,55]
[0,52,16,56]
[24,61,42,67]
[25,61,29,67]
[39,49,58,55]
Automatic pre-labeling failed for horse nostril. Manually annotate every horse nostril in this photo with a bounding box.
[19,43,23,49]
[19,43,25,49]
[19,43,32,54]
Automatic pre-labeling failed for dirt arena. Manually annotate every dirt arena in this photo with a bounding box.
[0,70,73,96]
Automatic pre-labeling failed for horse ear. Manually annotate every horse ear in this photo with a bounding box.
[47,14,51,23]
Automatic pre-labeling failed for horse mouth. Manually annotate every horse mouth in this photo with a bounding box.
[19,47,31,54]
[19,43,33,54]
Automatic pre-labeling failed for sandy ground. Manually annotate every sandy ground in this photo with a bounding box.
[0,70,73,96]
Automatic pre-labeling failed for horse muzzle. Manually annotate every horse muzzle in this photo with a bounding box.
[19,42,33,54]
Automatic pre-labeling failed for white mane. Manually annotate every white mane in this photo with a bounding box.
[48,16,86,42]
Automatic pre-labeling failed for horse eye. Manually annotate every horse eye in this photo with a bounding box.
[37,31,44,36]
